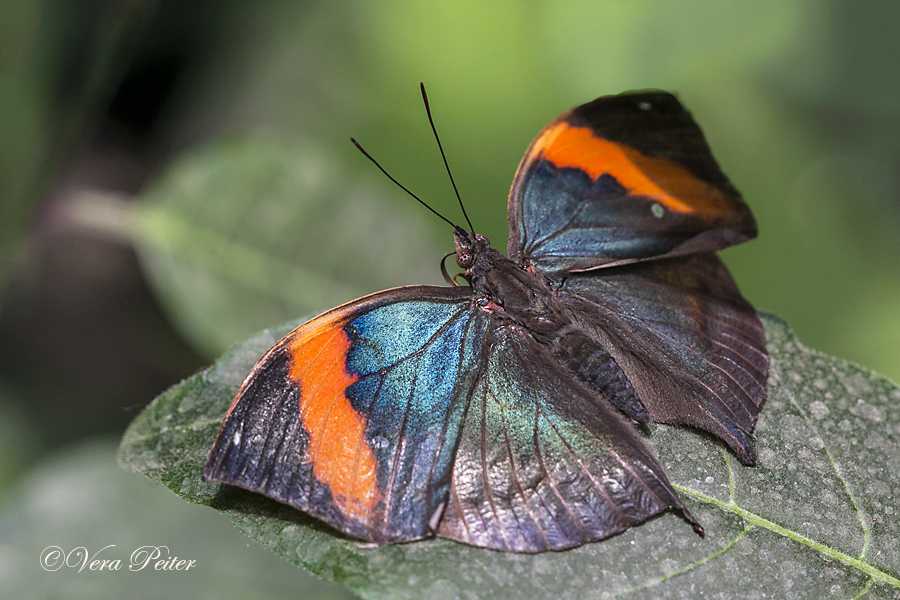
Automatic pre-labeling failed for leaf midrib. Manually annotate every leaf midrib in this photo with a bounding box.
[675,483,900,588]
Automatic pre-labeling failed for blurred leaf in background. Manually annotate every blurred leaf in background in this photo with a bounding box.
[130,136,443,357]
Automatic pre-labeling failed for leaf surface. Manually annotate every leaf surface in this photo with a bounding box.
[118,314,900,599]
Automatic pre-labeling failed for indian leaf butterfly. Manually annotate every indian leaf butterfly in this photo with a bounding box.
[203,88,768,553]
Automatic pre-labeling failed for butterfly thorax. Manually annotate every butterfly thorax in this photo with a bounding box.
[454,227,567,338]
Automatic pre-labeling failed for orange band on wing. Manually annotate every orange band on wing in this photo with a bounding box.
[535,122,729,215]
[288,323,381,519]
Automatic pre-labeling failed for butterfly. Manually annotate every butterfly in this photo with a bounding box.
[203,90,768,553]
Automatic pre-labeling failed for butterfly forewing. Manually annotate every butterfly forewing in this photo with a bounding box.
[204,286,491,544]
[507,92,757,272]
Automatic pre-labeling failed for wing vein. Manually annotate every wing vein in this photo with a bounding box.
[480,384,511,549]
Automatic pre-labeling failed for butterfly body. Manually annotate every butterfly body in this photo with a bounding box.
[204,91,768,553]
[455,229,561,332]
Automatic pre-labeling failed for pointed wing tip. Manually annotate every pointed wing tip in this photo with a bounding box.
[200,450,219,484]
[733,437,757,467]
[679,504,704,538]
[200,462,221,484]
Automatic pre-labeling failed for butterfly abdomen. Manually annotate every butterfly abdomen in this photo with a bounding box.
[552,329,650,424]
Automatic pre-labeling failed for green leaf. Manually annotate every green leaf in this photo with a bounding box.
[130,136,444,357]
[118,313,900,599]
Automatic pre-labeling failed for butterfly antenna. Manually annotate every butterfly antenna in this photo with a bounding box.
[420,82,476,234]
[350,137,458,229]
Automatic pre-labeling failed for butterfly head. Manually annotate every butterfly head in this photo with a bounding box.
[453,226,490,269]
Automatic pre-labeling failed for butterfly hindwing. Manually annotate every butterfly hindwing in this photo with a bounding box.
[203,285,491,544]
[436,324,698,553]
[507,92,758,272]
[556,253,768,465]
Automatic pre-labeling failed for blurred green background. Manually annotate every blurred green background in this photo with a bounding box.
[1,0,898,597]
